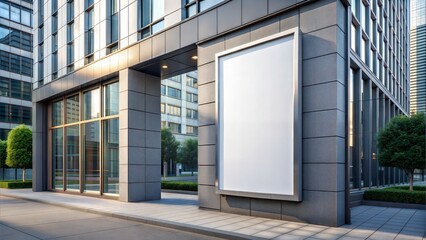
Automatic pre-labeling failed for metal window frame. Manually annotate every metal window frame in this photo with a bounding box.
[48,81,119,197]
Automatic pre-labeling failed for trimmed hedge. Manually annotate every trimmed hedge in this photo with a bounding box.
[363,186,426,204]
[0,180,32,189]
[161,181,197,192]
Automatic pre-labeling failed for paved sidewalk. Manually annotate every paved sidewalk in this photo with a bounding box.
[1,189,425,240]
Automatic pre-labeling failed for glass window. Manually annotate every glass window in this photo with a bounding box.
[152,20,164,34]
[351,23,356,52]
[10,105,20,123]
[360,3,366,30]
[200,0,223,11]
[10,80,21,99]
[186,126,198,135]
[10,5,19,22]
[111,12,118,43]
[21,57,32,76]
[21,32,32,52]
[103,118,119,194]
[67,1,74,21]
[52,128,64,190]
[66,125,79,191]
[86,8,94,56]
[66,95,80,123]
[10,29,20,49]
[0,51,9,71]
[103,82,119,116]
[187,4,196,18]
[167,105,181,116]
[0,26,10,45]
[52,100,64,126]
[0,77,9,97]
[0,1,9,19]
[10,54,20,74]
[361,38,366,62]
[67,23,74,43]
[167,87,181,99]
[351,0,358,17]
[21,8,31,26]
[22,107,31,125]
[0,102,8,122]
[83,88,100,120]
[141,0,150,28]
[67,44,74,64]
[52,15,58,34]
[83,121,100,192]
[186,93,198,103]
[161,85,166,95]
[86,0,94,8]
[186,109,198,119]
[161,103,165,113]
[186,75,198,87]
[22,82,31,101]
[152,0,164,21]
[168,122,181,133]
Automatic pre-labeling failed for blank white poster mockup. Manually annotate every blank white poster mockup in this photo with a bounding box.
[217,33,298,197]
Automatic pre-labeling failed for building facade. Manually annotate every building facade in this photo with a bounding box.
[410,0,425,113]
[32,0,410,227]
[161,71,198,143]
[0,0,33,139]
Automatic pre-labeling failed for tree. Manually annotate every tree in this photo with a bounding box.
[0,140,7,169]
[178,139,198,176]
[6,125,32,181]
[377,113,425,191]
[161,128,180,178]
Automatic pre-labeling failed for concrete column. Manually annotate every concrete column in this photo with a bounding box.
[118,68,161,202]
[362,79,372,188]
[371,87,379,187]
[353,71,362,189]
[379,92,386,186]
[32,102,48,191]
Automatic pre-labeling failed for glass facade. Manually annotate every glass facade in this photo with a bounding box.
[349,0,410,190]
[50,82,119,195]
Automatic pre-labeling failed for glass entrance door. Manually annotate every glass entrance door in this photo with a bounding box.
[83,121,100,192]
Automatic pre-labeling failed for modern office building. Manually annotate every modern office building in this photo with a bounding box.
[410,0,425,113]
[161,71,198,143]
[0,0,33,139]
[32,0,410,227]
[161,70,198,176]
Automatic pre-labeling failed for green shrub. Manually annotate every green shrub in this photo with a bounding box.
[161,181,197,192]
[363,186,426,204]
[0,180,32,189]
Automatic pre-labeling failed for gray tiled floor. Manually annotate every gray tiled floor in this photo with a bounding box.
[1,189,425,240]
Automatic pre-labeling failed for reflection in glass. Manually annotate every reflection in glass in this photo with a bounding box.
[52,128,63,189]
[103,119,119,194]
[66,125,79,190]
[83,88,100,120]
[66,95,79,123]
[83,121,99,192]
[152,0,164,21]
[200,0,223,11]
[103,82,119,116]
[52,100,63,126]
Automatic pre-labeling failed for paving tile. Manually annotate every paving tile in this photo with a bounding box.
[274,233,308,240]
[253,230,283,239]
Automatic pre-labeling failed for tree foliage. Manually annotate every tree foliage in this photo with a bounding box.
[6,125,32,181]
[377,113,425,191]
[178,138,198,175]
[161,128,180,177]
[0,140,7,168]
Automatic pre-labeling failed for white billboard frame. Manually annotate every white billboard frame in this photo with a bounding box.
[215,28,302,201]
